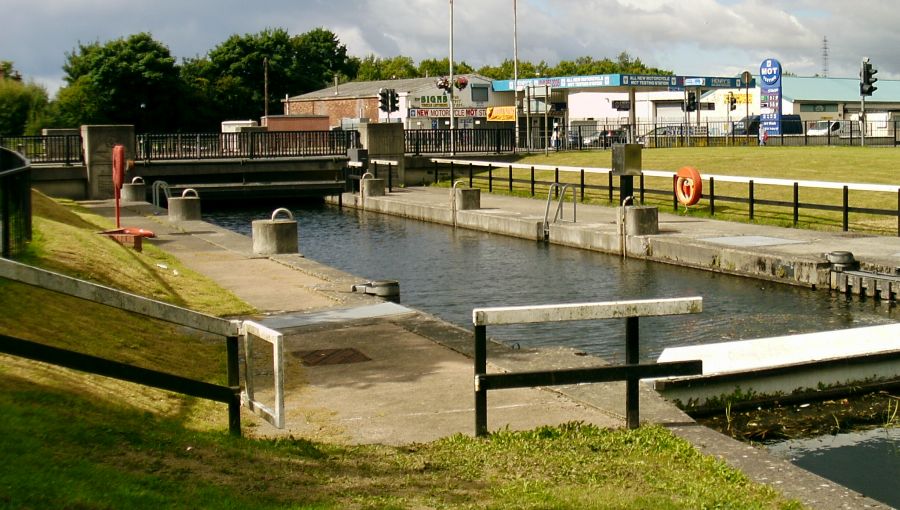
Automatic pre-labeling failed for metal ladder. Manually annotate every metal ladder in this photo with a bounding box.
[542,183,576,240]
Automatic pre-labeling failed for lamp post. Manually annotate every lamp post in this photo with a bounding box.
[449,0,455,155]
[513,0,519,152]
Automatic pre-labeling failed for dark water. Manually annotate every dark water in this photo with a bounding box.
[767,428,900,508]
[204,202,897,360]
[205,202,899,502]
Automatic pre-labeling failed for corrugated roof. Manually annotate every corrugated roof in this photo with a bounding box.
[290,74,492,100]
[782,76,900,102]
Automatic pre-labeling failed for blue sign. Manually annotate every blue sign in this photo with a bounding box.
[759,58,783,136]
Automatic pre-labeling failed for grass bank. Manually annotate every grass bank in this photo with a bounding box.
[463,146,900,234]
[0,192,802,509]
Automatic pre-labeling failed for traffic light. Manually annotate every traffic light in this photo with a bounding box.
[860,58,878,96]
[685,91,697,112]
[728,93,737,111]
[388,89,399,112]
[378,88,391,112]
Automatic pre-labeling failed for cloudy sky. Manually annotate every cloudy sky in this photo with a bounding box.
[4,0,897,96]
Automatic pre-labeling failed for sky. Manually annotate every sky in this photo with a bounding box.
[3,0,898,97]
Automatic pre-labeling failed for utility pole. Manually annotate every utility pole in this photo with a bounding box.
[263,57,269,118]
[513,0,519,152]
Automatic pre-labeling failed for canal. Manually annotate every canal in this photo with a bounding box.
[205,202,899,507]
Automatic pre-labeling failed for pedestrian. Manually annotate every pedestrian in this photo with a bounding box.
[552,127,560,151]
[758,127,768,146]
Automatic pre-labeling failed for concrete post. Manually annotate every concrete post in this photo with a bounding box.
[617,206,659,236]
[81,125,135,199]
[358,123,406,184]
[252,208,298,255]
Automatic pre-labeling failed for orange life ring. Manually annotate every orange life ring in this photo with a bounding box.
[675,166,702,206]
[112,144,126,190]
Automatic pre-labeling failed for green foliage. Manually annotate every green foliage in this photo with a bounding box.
[0,72,49,135]
[58,33,183,131]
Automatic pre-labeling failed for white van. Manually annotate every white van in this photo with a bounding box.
[806,120,843,136]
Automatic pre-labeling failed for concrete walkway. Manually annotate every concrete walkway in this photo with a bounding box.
[81,195,890,509]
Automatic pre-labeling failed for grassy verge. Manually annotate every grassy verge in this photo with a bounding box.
[454,147,900,235]
[0,192,802,509]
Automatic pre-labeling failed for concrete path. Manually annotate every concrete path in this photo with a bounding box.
[79,196,889,509]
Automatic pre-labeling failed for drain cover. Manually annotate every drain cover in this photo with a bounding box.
[294,348,371,366]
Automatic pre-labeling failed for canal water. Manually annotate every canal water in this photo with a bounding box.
[205,202,899,505]
[205,202,897,360]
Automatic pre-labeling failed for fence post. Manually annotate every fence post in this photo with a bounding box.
[793,182,799,226]
[530,166,535,197]
[489,167,493,193]
[843,185,849,231]
[580,170,585,202]
[609,172,614,203]
[625,316,640,429]
[639,173,645,203]
[508,164,513,192]
[474,324,488,437]
[672,174,678,211]
[897,188,900,237]
[434,160,439,184]
[709,177,715,216]
[450,161,455,184]
[388,162,393,192]
[469,163,473,188]
[226,335,241,436]
[749,180,755,220]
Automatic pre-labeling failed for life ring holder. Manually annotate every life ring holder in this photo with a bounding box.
[675,166,702,207]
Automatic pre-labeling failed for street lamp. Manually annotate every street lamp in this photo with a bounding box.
[449,0,455,155]
[513,0,519,152]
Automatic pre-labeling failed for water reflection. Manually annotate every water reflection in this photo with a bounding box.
[767,428,900,508]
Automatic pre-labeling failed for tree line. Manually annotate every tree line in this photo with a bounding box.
[0,28,670,136]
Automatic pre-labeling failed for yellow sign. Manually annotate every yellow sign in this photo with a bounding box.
[487,106,516,122]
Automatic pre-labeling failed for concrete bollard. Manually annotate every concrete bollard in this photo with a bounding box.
[351,280,400,303]
[121,176,147,202]
[168,188,202,222]
[361,176,385,199]
[252,208,298,255]
[455,187,481,210]
[617,206,659,236]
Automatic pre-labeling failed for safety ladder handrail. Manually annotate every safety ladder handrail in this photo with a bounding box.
[542,183,577,239]
[151,180,170,213]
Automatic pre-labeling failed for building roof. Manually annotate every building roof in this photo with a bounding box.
[290,74,492,101]
[782,76,900,102]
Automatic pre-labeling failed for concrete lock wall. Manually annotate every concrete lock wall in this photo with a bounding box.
[358,123,405,184]
[81,125,135,200]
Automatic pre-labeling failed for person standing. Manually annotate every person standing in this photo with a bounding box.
[758,126,768,146]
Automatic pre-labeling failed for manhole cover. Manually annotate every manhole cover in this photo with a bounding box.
[294,348,371,366]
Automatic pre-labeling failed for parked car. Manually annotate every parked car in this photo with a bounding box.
[733,114,803,135]
[806,120,844,136]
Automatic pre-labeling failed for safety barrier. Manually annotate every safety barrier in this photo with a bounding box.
[0,147,31,258]
[472,297,703,436]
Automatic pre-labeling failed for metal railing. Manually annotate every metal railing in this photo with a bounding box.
[137,130,360,161]
[406,129,515,154]
[431,159,900,236]
[0,258,287,436]
[0,135,83,164]
[0,147,31,258]
[473,297,703,435]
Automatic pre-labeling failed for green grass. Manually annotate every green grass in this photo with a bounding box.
[454,146,900,234]
[0,192,804,509]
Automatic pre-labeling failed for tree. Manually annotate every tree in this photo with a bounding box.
[418,58,474,78]
[194,27,356,123]
[59,33,183,131]
[0,62,49,135]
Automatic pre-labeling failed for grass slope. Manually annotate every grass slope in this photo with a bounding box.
[0,192,802,509]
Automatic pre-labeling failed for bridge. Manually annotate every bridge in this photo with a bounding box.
[11,126,514,201]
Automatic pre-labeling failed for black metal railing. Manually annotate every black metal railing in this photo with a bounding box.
[136,130,360,161]
[0,147,31,258]
[553,120,900,149]
[432,159,900,237]
[406,129,515,154]
[0,135,83,164]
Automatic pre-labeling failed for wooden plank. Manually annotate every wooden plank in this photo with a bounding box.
[473,297,702,326]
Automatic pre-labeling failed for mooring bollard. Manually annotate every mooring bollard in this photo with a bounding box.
[167,188,201,222]
[618,205,659,236]
[121,176,147,202]
[252,208,298,255]
[360,172,385,209]
[351,280,400,303]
